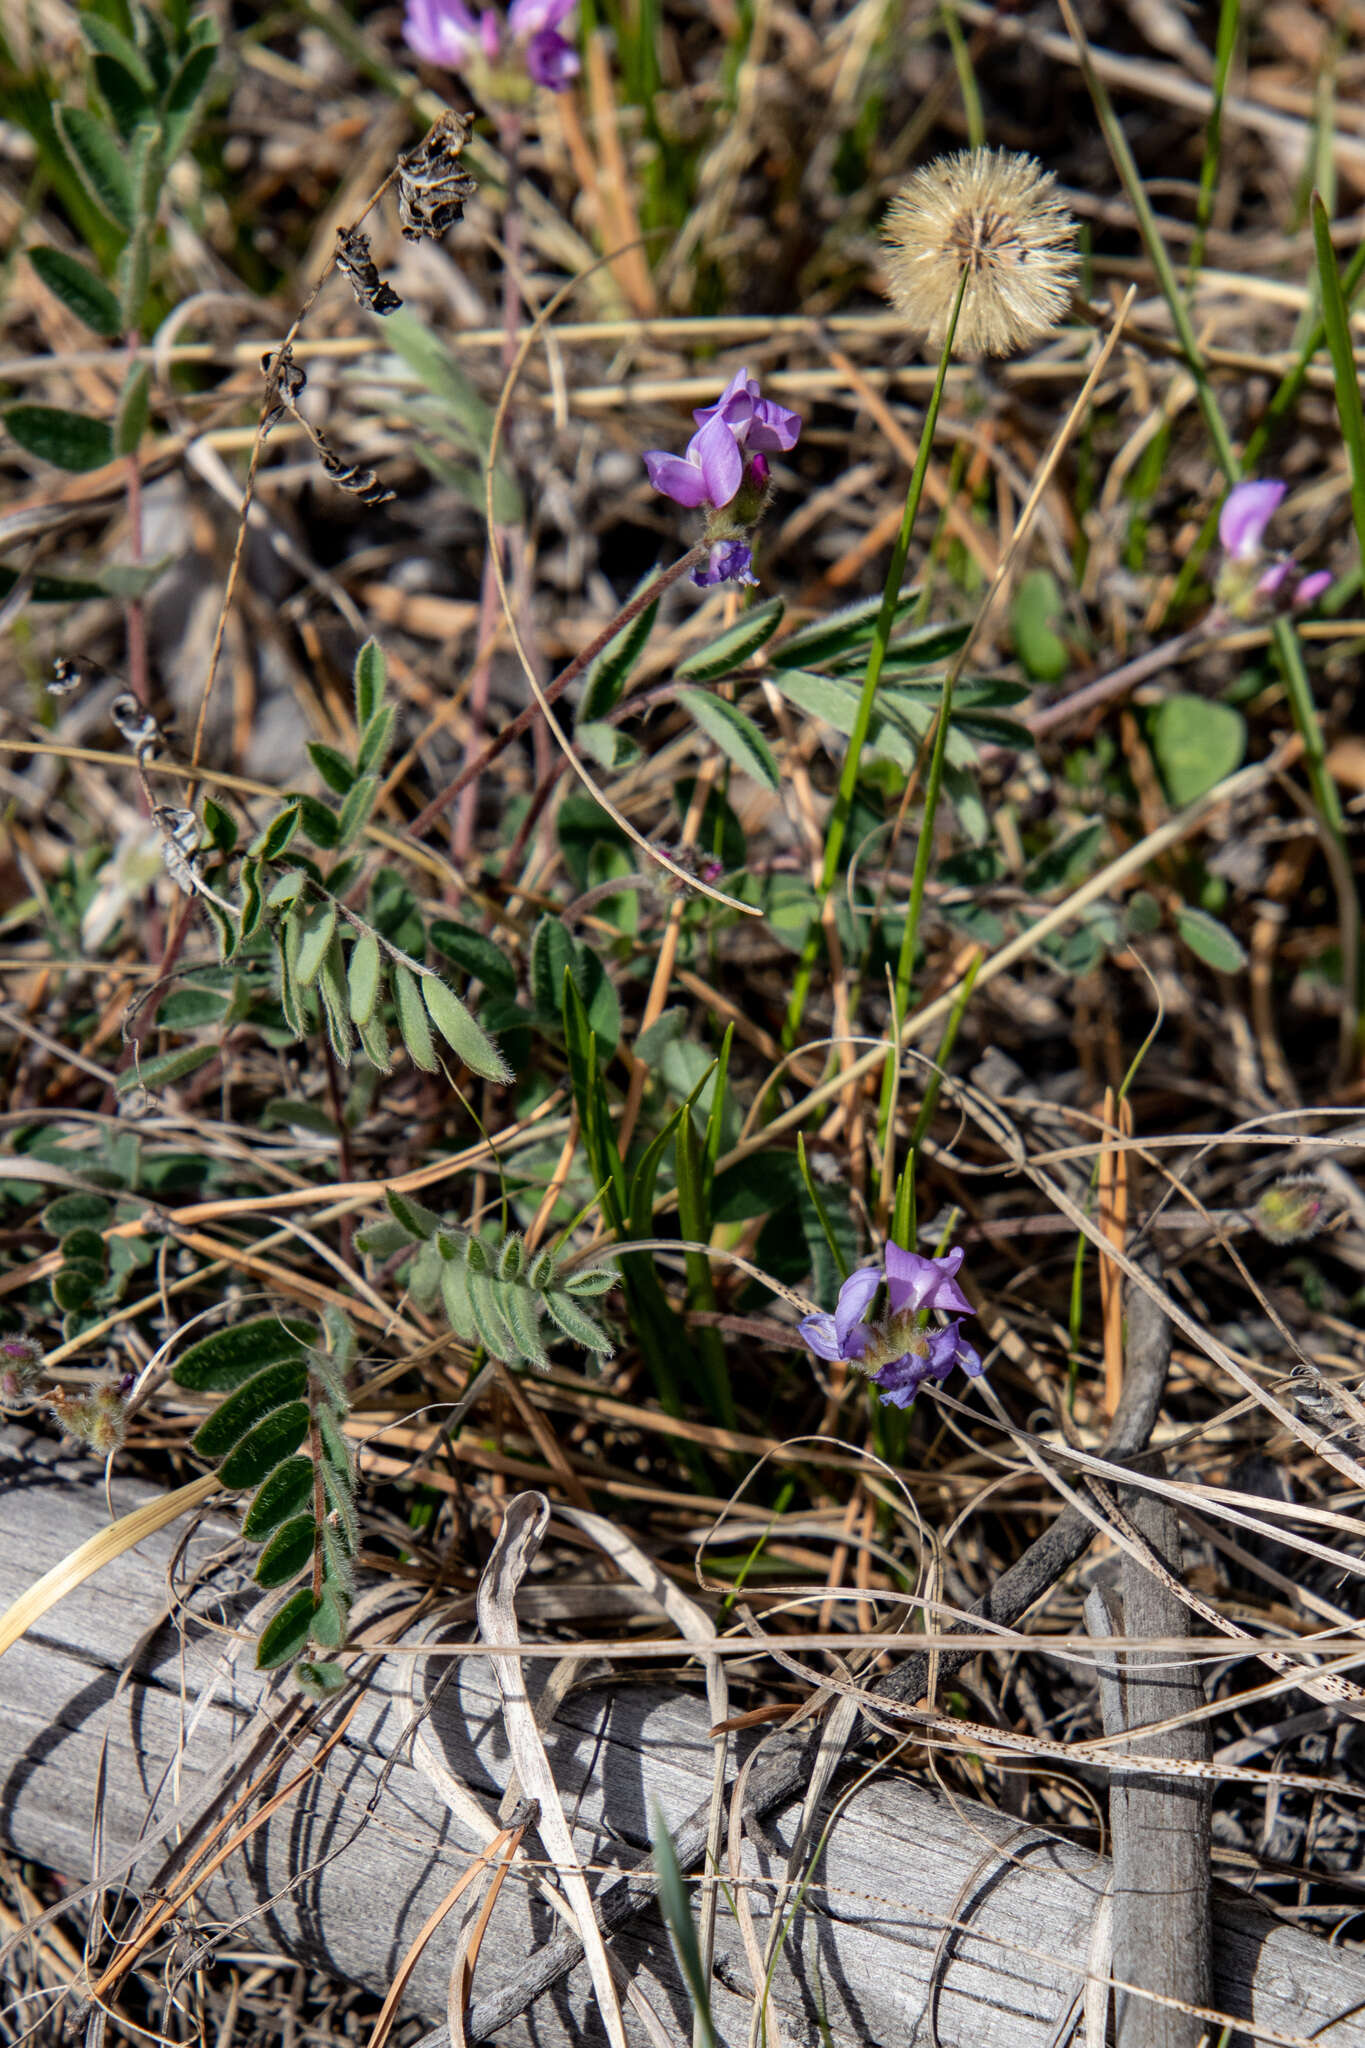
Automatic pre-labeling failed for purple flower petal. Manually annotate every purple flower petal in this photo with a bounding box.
[690,413,744,508]
[832,1266,881,1354]
[509,0,576,32]
[799,1311,842,1362]
[643,449,712,508]
[403,0,482,66]
[1219,480,1285,561]
[693,540,757,588]
[745,396,802,453]
[883,1240,973,1317]
[523,25,578,86]
[872,1352,933,1409]
[924,1320,984,1380]
[1255,560,1293,599]
[1293,569,1332,608]
[693,368,755,429]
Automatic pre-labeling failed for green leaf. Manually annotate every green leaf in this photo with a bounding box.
[55,105,134,230]
[1176,906,1246,973]
[421,972,511,1082]
[530,916,574,1023]
[81,16,156,93]
[42,1193,113,1235]
[308,742,356,796]
[347,930,382,1027]
[242,1455,315,1540]
[353,638,387,726]
[202,796,237,853]
[158,985,230,1029]
[392,962,438,1071]
[651,1803,718,2048]
[675,686,779,791]
[357,1009,392,1072]
[218,1401,311,1490]
[1022,820,1105,896]
[356,704,395,776]
[5,405,114,474]
[575,721,641,773]
[1012,569,1069,683]
[317,938,353,1064]
[336,774,378,849]
[580,590,659,719]
[544,1289,613,1356]
[52,1268,97,1311]
[292,792,338,849]
[251,804,300,861]
[238,859,264,945]
[173,1315,313,1392]
[1148,695,1246,807]
[712,1152,802,1221]
[293,899,337,989]
[93,54,152,138]
[440,1257,477,1343]
[295,1658,347,1698]
[116,1042,217,1093]
[27,247,122,336]
[767,668,863,735]
[254,1514,316,1587]
[0,565,109,604]
[770,589,921,669]
[192,1358,309,1461]
[428,920,516,998]
[256,1587,316,1669]
[1312,191,1365,575]
[675,597,784,682]
[161,41,218,161]
[386,1187,443,1239]
[114,361,150,457]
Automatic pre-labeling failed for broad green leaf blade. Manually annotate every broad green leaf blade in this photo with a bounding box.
[675,685,779,790]
[392,962,437,1071]
[421,972,511,1082]
[172,1315,313,1392]
[1176,906,1246,973]
[242,1455,315,1541]
[55,104,134,230]
[256,1587,316,1669]
[675,597,784,682]
[192,1358,309,1461]
[1149,695,1245,806]
[4,405,114,473]
[530,915,575,1022]
[27,247,122,336]
[218,1400,311,1489]
[1012,569,1069,683]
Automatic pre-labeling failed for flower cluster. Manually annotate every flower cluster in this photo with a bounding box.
[643,368,801,589]
[799,1241,984,1410]
[1216,481,1331,620]
[403,0,579,92]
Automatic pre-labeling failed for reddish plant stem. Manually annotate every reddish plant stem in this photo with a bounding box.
[405,542,706,842]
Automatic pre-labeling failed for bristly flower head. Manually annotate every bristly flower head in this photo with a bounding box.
[1251,1175,1333,1245]
[403,0,579,92]
[643,367,801,590]
[1215,480,1332,620]
[799,1240,984,1411]
[881,147,1078,357]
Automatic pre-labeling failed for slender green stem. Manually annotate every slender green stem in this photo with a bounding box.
[941,4,984,149]
[1311,191,1365,577]
[1187,0,1240,278]
[783,271,968,1047]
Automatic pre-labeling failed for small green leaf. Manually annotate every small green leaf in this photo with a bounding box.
[1022,820,1105,897]
[336,774,378,849]
[421,973,511,1083]
[242,1455,315,1540]
[42,1193,113,1235]
[116,1042,217,1093]
[386,1187,442,1239]
[770,589,922,669]
[1176,906,1246,973]
[114,361,150,456]
[317,937,353,1064]
[308,741,356,795]
[201,796,237,853]
[256,1587,316,1669]
[161,41,218,161]
[347,931,382,1027]
[173,1315,313,1393]
[1012,569,1069,683]
[292,792,339,849]
[55,104,134,230]
[294,1658,347,1697]
[294,899,337,989]
[5,405,114,474]
[392,962,437,1071]
[158,985,230,1029]
[767,668,862,735]
[251,805,300,861]
[357,1009,392,1072]
[576,721,642,772]
[544,1291,613,1356]
[356,704,395,776]
[52,1268,97,1311]
[675,597,784,682]
[354,638,386,727]
[1149,695,1246,808]
[192,1358,309,1461]
[218,1400,311,1490]
[254,1514,316,1587]
[675,685,779,790]
[580,589,659,719]
[530,915,575,1023]
[440,1256,477,1343]
[428,920,516,998]
[81,16,157,93]
[27,247,122,336]
[238,859,264,944]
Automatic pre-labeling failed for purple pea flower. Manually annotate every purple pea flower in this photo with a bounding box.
[696,540,758,588]
[1219,480,1286,561]
[508,0,579,86]
[403,0,579,89]
[642,412,744,512]
[798,1264,881,1364]
[693,368,802,456]
[884,1240,973,1316]
[643,368,801,590]
[873,1320,983,1410]
[1215,478,1332,617]
[799,1239,986,1412]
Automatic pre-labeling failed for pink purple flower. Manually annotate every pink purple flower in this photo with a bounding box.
[695,540,757,587]
[643,412,744,512]
[643,368,801,590]
[1215,478,1331,617]
[692,369,801,456]
[798,1240,984,1411]
[403,0,579,89]
[1219,481,1285,561]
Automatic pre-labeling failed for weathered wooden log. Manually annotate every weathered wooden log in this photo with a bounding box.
[2,1426,1362,2047]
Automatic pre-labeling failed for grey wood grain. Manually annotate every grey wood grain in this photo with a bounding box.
[1,1426,1362,2047]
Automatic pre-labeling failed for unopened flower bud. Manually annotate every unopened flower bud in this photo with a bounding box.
[1251,1176,1333,1245]
[0,1337,45,1405]
[49,1379,129,1458]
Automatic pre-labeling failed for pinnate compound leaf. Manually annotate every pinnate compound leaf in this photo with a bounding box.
[1176,906,1247,973]
[256,1587,316,1669]
[55,105,134,229]
[5,405,114,473]
[242,1455,315,1540]
[254,1514,316,1587]
[675,686,779,791]
[218,1401,311,1490]
[1149,695,1246,807]
[392,962,437,1071]
[675,597,784,682]
[192,1358,309,1460]
[27,246,122,336]
[173,1315,313,1393]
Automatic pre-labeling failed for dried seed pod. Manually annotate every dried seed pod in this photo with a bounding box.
[261,345,308,431]
[152,805,203,894]
[397,111,478,242]
[49,654,93,696]
[335,227,402,315]
[110,693,166,763]
[318,444,395,508]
